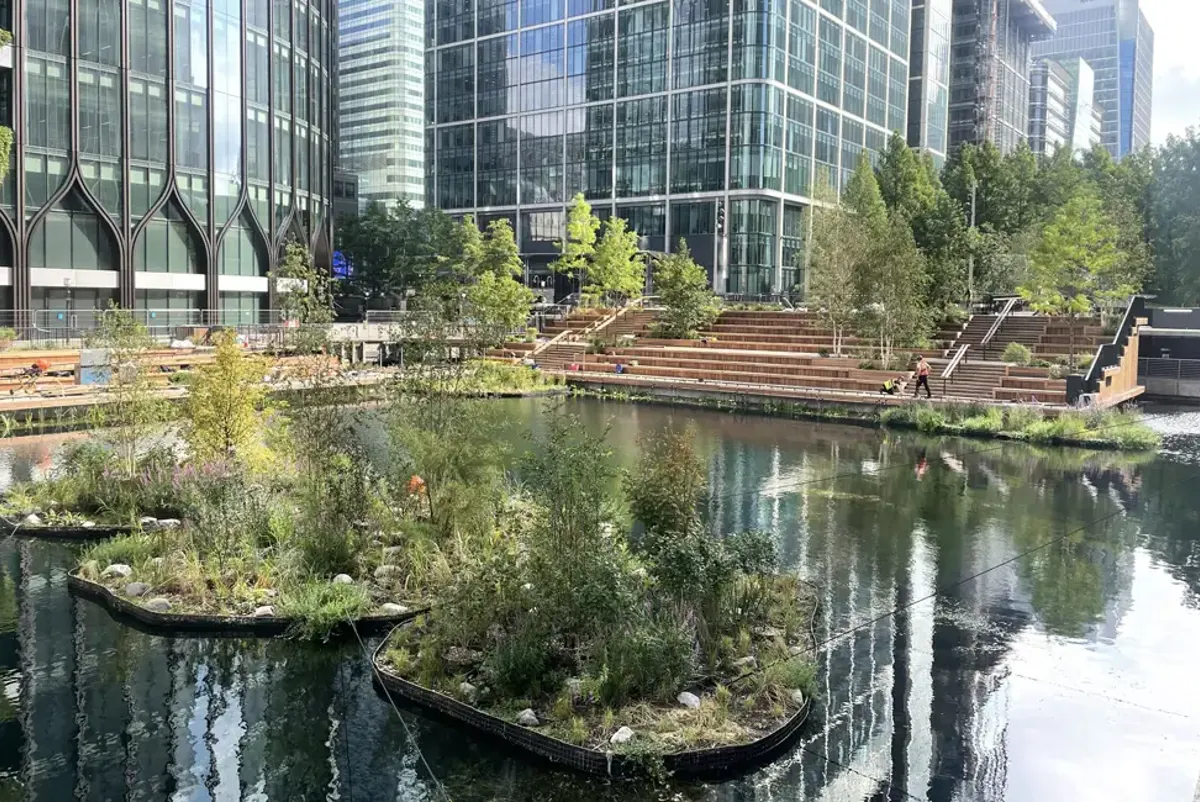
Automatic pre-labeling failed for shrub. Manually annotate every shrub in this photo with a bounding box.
[914,405,948,433]
[593,613,697,707]
[960,407,1005,434]
[1003,406,1044,432]
[1001,342,1032,366]
[0,327,17,348]
[279,581,372,639]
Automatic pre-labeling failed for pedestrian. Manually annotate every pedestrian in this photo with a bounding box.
[913,356,932,399]
[879,376,900,395]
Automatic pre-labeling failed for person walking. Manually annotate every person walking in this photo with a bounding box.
[913,356,932,399]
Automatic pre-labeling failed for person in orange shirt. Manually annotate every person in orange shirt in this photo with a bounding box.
[913,356,932,399]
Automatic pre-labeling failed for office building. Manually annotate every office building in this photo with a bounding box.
[947,0,1056,153]
[0,0,337,326]
[1028,56,1101,156]
[425,0,913,298]
[1033,0,1153,158]
[337,0,426,208]
[908,0,953,168]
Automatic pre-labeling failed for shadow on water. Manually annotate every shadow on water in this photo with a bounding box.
[2,397,1200,801]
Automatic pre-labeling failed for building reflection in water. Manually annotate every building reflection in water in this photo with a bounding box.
[0,410,1174,801]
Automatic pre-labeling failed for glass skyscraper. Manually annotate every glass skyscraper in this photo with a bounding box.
[0,0,336,326]
[947,0,1055,154]
[425,0,912,298]
[1028,56,1100,156]
[907,0,951,168]
[337,0,425,208]
[1033,0,1153,158]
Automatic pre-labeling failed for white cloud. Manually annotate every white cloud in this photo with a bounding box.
[1138,0,1200,142]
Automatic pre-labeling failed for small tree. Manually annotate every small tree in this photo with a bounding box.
[651,241,720,339]
[550,193,599,279]
[1019,192,1121,367]
[855,218,929,366]
[586,217,645,305]
[184,330,275,470]
[807,182,865,357]
[273,240,333,353]
[86,305,172,479]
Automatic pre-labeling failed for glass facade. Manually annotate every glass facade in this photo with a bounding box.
[0,0,336,324]
[1033,0,1154,159]
[906,0,950,166]
[947,0,1055,154]
[1028,56,1100,156]
[426,0,909,297]
[337,0,426,208]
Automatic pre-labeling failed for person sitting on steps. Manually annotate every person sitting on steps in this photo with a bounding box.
[879,375,902,395]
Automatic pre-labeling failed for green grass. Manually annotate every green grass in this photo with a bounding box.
[278,581,373,639]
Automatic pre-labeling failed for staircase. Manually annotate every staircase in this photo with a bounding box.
[925,360,1011,401]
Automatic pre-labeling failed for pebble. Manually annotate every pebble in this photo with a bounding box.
[102,563,133,579]
[22,513,42,526]
[123,582,149,598]
[333,573,354,585]
[145,597,172,613]
[516,708,539,727]
[252,605,276,618]
[157,519,182,530]
[788,645,806,656]
[458,681,478,702]
[610,726,635,745]
[382,546,404,558]
[676,691,701,709]
[732,656,758,669]
[81,520,96,529]
[791,690,805,706]
[373,565,402,581]
[139,516,158,527]
[379,602,409,616]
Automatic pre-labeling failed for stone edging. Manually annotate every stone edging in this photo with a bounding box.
[2,517,131,541]
[369,625,812,779]
[68,571,418,638]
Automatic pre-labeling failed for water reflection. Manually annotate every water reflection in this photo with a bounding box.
[1,399,1199,801]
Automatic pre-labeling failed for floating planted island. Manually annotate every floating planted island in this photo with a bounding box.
[372,421,820,777]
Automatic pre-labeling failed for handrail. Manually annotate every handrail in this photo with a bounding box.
[527,297,650,360]
[979,297,1017,353]
[941,344,970,380]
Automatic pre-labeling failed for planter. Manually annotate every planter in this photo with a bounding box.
[371,625,813,779]
[2,516,132,541]
[69,572,419,638]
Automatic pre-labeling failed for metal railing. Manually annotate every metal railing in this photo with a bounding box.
[941,344,970,379]
[978,297,1017,359]
[1139,357,1200,381]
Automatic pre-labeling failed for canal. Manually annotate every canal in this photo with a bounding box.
[1,399,1199,801]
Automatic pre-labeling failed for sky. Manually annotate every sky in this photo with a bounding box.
[1140,0,1199,143]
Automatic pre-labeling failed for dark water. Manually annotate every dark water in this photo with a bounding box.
[2,400,1200,802]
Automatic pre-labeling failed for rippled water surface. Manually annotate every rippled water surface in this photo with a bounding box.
[2,399,1200,801]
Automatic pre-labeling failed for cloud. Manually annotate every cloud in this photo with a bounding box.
[1152,66,1200,143]
[1138,0,1200,142]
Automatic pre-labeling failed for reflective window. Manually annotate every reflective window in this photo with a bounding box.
[79,67,122,158]
[670,200,714,237]
[867,45,887,126]
[25,58,70,151]
[617,3,667,97]
[436,124,475,208]
[24,153,70,210]
[129,0,169,76]
[728,198,775,295]
[248,31,270,105]
[129,166,167,218]
[175,87,207,168]
[522,0,562,27]
[817,17,841,105]
[565,104,613,200]
[174,0,209,88]
[519,25,565,112]
[178,171,208,226]
[247,107,270,180]
[519,112,565,204]
[617,203,663,237]
[134,198,205,273]
[787,0,816,95]
[673,0,728,90]
[436,44,474,123]
[842,32,866,118]
[478,35,519,119]
[26,0,70,56]
[729,83,782,190]
[78,0,121,66]
[615,96,666,196]
[567,16,615,104]
[274,115,292,187]
[670,88,726,193]
[28,189,119,270]
[815,106,839,191]
[437,0,474,44]
[477,120,518,206]
[784,93,813,196]
[81,160,122,216]
[478,0,518,37]
[274,42,292,113]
